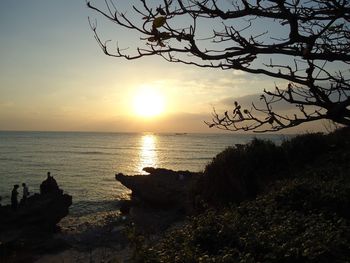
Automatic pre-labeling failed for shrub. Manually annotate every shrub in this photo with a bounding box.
[197,127,350,206]
[281,132,329,170]
[131,128,350,262]
[136,171,350,263]
[198,139,284,205]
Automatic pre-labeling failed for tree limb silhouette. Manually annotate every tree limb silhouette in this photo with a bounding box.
[87,0,350,132]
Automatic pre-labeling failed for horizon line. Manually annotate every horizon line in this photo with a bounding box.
[0,129,298,136]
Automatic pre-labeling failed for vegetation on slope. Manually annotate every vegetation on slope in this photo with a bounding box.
[131,128,350,263]
[197,128,350,205]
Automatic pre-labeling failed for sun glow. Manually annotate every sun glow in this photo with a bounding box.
[133,87,165,117]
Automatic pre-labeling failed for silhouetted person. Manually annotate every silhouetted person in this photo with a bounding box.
[11,184,19,210]
[21,183,29,204]
[40,172,61,195]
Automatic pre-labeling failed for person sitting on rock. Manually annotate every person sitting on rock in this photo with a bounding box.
[11,184,19,210]
[21,183,29,204]
[40,172,62,195]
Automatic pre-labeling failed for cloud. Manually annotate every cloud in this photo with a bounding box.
[152,68,273,98]
[232,70,247,76]
[0,101,14,109]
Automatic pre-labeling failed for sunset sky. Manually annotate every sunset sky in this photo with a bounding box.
[0,0,328,133]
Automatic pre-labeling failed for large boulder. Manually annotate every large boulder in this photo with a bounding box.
[116,167,200,212]
[0,177,72,245]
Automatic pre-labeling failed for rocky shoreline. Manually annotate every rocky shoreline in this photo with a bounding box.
[0,167,198,262]
[116,167,201,234]
[0,175,72,262]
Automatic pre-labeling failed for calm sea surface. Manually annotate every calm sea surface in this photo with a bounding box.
[0,131,288,218]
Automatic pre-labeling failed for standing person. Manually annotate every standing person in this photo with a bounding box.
[21,183,29,204]
[40,172,51,194]
[40,171,61,195]
[11,185,19,210]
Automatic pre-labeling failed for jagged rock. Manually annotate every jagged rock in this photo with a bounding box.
[0,177,72,253]
[116,167,201,212]
[119,200,132,215]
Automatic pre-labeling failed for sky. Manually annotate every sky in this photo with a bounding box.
[0,0,329,133]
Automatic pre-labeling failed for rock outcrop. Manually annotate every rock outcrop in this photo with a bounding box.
[116,167,201,212]
[0,176,72,259]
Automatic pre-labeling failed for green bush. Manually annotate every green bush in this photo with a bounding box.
[130,128,350,263]
[197,127,350,206]
[281,133,329,170]
[136,171,350,263]
[198,139,284,205]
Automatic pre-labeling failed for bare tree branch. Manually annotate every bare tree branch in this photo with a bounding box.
[87,0,350,132]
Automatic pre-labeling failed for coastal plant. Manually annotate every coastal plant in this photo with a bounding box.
[127,128,350,262]
[124,224,149,262]
[196,127,350,205]
[135,170,350,263]
[198,138,284,205]
[281,132,330,169]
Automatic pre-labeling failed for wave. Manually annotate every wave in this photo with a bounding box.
[69,199,121,216]
[0,157,22,162]
[1,150,118,156]
[78,151,115,155]
[71,145,125,150]
[1,132,285,219]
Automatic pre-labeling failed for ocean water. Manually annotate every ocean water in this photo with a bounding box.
[0,131,287,218]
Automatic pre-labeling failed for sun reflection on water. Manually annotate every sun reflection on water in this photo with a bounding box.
[138,134,158,173]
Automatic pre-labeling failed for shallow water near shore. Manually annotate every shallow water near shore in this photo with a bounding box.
[0,131,288,225]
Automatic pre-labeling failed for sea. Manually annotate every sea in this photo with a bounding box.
[0,131,288,222]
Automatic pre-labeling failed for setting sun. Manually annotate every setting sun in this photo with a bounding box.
[133,87,165,117]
